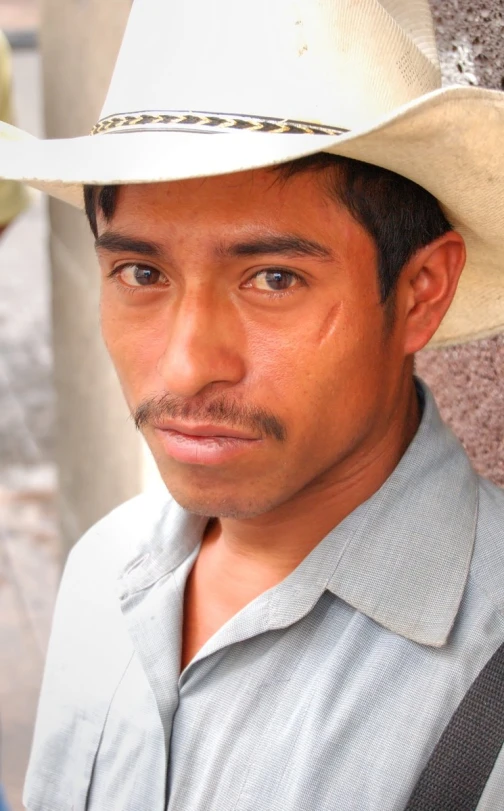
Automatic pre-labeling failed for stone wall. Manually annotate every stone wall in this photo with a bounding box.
[417,0,504,486]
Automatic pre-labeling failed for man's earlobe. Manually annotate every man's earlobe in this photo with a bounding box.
[402,232,466,355]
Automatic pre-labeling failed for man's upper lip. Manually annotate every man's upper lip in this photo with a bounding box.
[153,420,259,440]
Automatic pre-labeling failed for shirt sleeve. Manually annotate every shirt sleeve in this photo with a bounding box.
[0,30,29,227]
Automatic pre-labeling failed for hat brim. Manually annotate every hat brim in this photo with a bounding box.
[1,85,503,347]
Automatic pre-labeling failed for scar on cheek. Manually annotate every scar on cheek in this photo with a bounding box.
[317,303,341,345]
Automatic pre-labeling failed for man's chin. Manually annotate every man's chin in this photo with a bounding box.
[165,481,280,521]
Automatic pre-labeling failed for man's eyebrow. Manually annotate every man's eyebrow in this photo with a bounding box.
[216,234,334,261]
[94,231,334,262]
[94,231,164,258]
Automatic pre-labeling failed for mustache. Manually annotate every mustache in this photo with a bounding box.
[133,393,287,442]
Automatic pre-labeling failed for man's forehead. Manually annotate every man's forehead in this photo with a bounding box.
[104,165,338,213]
[92,181,361,269]
[94,167,348,251]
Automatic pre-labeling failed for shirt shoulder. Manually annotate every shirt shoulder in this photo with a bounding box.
[23,491,175,811]
[469,476,504,617]
[66,489,175,584]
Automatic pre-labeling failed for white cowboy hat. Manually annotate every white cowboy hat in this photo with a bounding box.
[0,0,503,347]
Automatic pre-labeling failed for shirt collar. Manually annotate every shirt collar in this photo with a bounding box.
[325,379,478,647]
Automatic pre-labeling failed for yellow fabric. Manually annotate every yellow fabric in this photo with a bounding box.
[0,30,28,226]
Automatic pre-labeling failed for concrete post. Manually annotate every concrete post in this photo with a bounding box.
[40,0,141,552]
[417,1,504,487]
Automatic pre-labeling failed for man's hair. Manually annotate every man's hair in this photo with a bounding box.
[83,153,452,303]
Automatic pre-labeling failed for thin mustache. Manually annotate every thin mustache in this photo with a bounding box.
[133,394,287,442]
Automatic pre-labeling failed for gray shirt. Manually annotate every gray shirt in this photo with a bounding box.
[24,382,504,811]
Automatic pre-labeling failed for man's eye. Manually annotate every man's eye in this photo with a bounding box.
[248,269,300,292]
[115,264,166,287]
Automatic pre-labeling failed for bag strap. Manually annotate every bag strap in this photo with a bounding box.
[404,641,504,811]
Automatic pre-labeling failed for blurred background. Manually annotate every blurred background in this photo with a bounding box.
[0,0,502,808]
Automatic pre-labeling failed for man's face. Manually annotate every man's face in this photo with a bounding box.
[97,168,408,518]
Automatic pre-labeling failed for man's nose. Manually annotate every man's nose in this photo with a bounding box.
[156,289,246,399]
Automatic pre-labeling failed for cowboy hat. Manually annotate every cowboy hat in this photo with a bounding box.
[0,0,503,347]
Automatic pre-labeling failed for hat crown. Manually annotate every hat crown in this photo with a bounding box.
[379,0,439,65]
[100,0,441,132]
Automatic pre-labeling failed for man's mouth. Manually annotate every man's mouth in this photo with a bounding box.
[152,420,261,466]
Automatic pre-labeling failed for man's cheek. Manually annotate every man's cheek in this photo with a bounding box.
[104,314,154,363]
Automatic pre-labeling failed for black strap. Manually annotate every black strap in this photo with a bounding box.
[405,641,504,810]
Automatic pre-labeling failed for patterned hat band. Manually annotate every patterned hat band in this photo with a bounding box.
[90,110,348,137]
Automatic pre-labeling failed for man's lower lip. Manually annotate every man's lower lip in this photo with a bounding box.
[154,428,260,465]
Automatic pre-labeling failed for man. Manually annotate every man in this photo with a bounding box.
[0,0,503,809]
[0,30,28,235]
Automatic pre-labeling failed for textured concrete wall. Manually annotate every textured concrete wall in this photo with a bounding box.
[417,0,504,486]
[41,0,142,551]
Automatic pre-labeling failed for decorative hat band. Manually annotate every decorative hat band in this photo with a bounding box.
[90,110,349,137]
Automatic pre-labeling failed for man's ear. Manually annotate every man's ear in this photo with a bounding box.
[399,232,466,355]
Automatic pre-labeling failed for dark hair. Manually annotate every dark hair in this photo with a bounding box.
[83,153,452,303]
[85,184,117,238]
